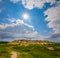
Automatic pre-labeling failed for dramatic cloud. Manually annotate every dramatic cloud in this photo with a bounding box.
[50,34,60,39]
[0,19,34,30]
[0,17,47,41]
[44,1,60,41]
[22,0,56,9]
[9,0,56,9]
[0,28,45,41]
[0,0,60,42]
[45,3,60,34]
[0,18,41,41]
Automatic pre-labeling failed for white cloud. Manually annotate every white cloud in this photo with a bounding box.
[46,0,56,5]
[8,18,16,23]
[9,0,56,9]
[45,3,60,34]
[22,0,56,9]
[0,27,46,41]
[0,24,7,29]
[0,23,16,29]
[0,18,46,41]
[0,21,44,41]
[15,19,24,25]
[25,31,38,37]
[0,18,34,31]
[24,31,46,40]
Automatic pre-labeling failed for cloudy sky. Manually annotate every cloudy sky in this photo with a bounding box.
[0,0,60,42]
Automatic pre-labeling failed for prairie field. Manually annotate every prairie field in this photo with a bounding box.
[0,40,60,58]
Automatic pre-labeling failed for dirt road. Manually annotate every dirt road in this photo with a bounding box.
[11,51,17,58]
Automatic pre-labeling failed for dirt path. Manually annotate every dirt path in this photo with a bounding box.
[47,47,54,50]
[11,51,17,58]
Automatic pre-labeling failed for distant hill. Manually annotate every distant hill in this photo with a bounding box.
[0,40,60,58]
[9,40,54,46]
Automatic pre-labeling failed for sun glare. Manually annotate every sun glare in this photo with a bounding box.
[23,14,29,20]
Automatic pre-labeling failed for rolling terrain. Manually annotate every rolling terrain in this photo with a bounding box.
[0,40,60,58]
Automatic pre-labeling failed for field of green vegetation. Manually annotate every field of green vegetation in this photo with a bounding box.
[0,42,60,58]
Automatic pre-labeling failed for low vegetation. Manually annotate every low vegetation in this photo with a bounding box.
[0,40,60,58]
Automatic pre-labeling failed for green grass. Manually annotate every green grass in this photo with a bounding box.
[0,42,60,58]
[0,42,11,58]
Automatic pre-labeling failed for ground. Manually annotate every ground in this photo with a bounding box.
[0,40,60,58]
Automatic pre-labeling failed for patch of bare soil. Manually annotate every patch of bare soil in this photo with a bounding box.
[47,47,54,50]
[11,51,17,58]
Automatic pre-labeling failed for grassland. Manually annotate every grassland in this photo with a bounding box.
[0,40,60,58]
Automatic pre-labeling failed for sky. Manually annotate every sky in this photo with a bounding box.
[0,0,60,42]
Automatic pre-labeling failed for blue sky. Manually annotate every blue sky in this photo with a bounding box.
[0,0,60,42]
